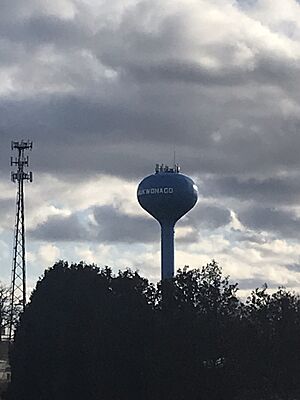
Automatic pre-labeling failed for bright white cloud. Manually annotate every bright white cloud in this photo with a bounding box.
[38,243,61,264]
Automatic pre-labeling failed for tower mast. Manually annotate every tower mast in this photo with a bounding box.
[9,140,33,340]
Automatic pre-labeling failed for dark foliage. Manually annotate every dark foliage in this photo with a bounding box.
[7,260,300,400]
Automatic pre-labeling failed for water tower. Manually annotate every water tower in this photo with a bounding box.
[137,164,198,280]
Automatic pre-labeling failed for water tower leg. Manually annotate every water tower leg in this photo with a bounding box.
[161,222,175,280]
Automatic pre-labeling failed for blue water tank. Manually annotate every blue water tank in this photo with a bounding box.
[137,164,198,280]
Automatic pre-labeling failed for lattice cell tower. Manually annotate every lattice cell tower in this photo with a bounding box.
[9,140,33,340]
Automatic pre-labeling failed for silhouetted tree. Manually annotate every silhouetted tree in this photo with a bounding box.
[7,260,300,400]
[150,261,242,400]
[239,285,300,399]
[8,261,154,400]
[0,283,13,341]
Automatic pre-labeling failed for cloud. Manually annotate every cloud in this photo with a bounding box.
[203,175,300,206]
[27,200,233,245]
[1,0,300,181]
[2,0,300,294]
[239,206,300,239]
[28,214,88,242]
[237,278,270,290]
[284,263,300,272]
[183,203,232,229]
[94,205,159,243]
[37,243,61,265]
[230,229,269,245]
[28,205,159,244]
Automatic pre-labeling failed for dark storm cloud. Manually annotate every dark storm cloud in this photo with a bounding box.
[0,15,83,48]
[19,15,87,48]
[1,0,300,184]
[92,4,300,102]
[239,206,300,239]
[2,87,300,182]
[284,263,300,272]
[93,205,159,243]
[0,198,15,230]
[173,203,231,243]
[0,199,14,213]
[0,3,90,66]
[0,94,195,178]
[28,214,89,242]
[230,229,268,245]
[28,206,159,244]
[100,52,300,91]
[28,203,231,245]
[120,60,247,87]
[203,176,300,205]
[183,204,232,230]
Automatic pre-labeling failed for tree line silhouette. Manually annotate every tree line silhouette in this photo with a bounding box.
[6,260,300,400]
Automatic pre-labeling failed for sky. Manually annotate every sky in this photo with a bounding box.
[1,0,300,297]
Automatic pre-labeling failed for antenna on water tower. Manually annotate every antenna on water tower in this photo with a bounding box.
[8,140,33,340]
[137,163,198,280]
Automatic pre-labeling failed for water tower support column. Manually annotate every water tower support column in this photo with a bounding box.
[160,222,175,280]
